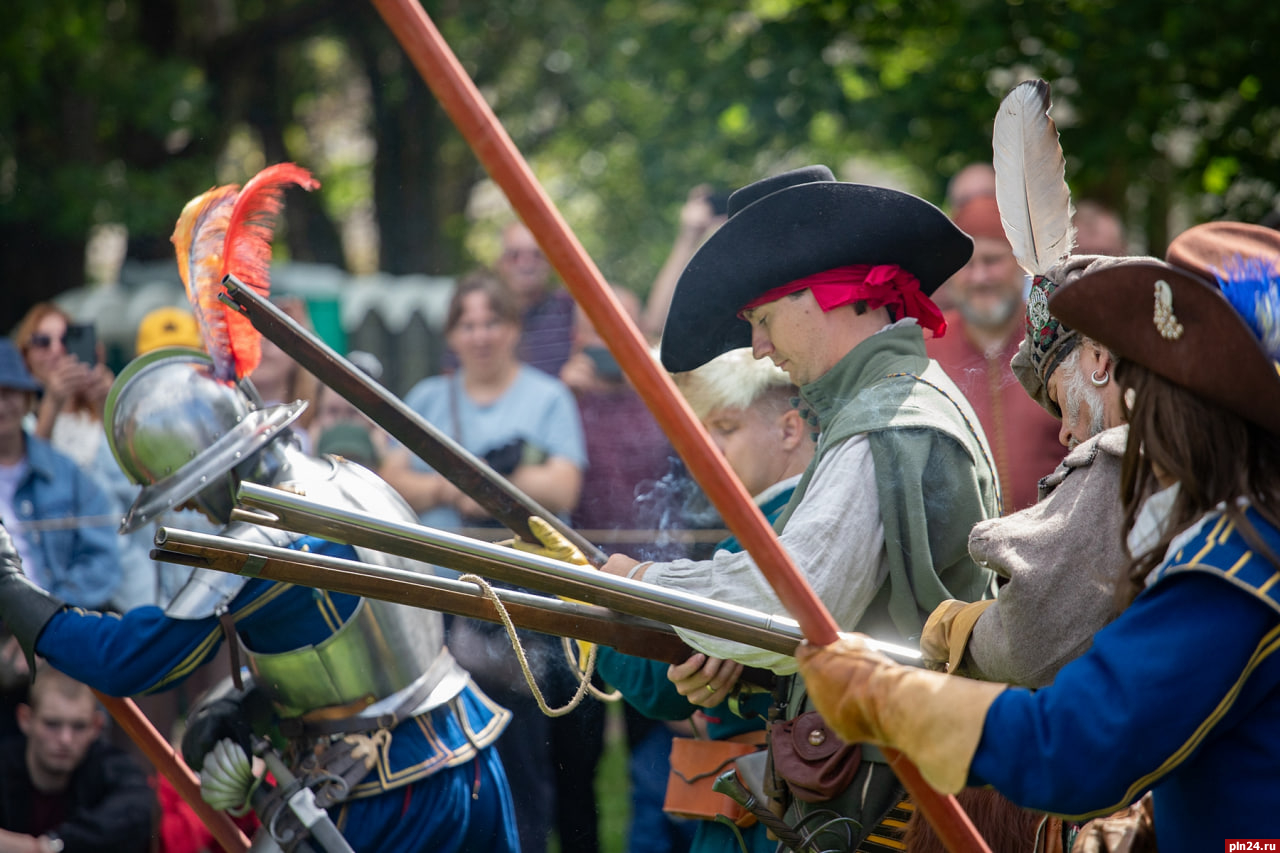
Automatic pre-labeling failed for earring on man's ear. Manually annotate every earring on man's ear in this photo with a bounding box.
[1090,369,1110,387]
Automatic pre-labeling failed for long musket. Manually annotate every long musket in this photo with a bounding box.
[151,523,921,668]
[221,483,919,664]
[154,528,728,667]
[216,280,784,669]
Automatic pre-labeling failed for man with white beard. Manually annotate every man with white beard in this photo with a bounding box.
[920,255,1138,688]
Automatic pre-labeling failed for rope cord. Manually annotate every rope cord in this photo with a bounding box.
[457,573,618,716]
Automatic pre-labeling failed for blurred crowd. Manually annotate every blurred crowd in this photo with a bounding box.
[0,173,1134,853]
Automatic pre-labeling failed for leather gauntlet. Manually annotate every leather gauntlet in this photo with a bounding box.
[796,634,1006,794]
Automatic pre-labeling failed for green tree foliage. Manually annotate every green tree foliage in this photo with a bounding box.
[0,0,215,329]
[416,0,1280,291]
[3,0,1278,331]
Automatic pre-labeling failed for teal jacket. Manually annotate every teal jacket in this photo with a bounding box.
[597,487,794,853]
[598,485,793,734]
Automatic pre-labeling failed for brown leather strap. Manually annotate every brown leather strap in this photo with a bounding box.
[217,610,243,691]
[281,707,401,739]
[298,695,378,724]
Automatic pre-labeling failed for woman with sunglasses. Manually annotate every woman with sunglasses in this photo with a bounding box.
[11,304,147,611]
[12,304,112,453]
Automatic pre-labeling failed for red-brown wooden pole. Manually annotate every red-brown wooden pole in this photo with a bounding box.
[367,0,835,648]
[366,2,991,850]
[95,691,251,853]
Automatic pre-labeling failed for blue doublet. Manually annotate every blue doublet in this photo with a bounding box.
[36,535,518,853]
[971,507,1280,851]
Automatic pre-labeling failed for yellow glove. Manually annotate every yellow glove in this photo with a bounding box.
[508,516,590,566]
[796,634,1005,794]
[919,599,996,674]
[505,516,593,667]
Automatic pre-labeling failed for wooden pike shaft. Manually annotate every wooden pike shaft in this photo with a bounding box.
[93,692,250,852]
[365,0,834,653]
[364,1,992,850]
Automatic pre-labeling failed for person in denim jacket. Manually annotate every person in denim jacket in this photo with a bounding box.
[0,339,120,610]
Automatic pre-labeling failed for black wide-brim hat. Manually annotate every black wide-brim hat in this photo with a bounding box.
[1048,247,1280,435]
[659,165,973,372]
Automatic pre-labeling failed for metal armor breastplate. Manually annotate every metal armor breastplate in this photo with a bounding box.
[247,593,466,719]
[245,450,468,719]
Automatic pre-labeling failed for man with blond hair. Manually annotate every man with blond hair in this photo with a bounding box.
[599,347,813,853]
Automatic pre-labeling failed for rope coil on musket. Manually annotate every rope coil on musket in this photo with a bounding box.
[457,573,620,715]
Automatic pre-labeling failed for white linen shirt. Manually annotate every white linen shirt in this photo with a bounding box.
[643,434,886,673]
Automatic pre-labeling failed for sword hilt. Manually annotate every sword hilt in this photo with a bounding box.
[712,769,812,852]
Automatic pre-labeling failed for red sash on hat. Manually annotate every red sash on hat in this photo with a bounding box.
[740,264,947,338]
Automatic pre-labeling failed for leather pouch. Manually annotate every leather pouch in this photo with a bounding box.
[769,710,861,803]
[663,733,765,827]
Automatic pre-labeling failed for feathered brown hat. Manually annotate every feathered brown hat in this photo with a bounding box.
[659,166,972,372]
[1048,222,1280,433]
[1010,254,1158,418]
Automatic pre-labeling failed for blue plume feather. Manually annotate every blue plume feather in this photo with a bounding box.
[1216,256,1280,362]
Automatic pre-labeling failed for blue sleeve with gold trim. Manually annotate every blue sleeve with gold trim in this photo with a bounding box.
[970,571,1280,819]
[35,536,363,696]
[37,584,267,696]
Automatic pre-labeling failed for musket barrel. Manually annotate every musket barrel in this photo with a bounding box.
[153,526,699,665]
[233,482,802,650]
[227,482,920,664]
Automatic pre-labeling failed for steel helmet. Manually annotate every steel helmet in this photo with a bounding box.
[104,347,306,532]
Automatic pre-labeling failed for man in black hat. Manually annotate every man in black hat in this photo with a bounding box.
[795,220,1280,851]
[595,166,1000,842]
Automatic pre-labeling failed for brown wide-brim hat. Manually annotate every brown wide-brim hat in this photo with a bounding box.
[659,165,973,372]
[1048,252,1280,434]
[1011,254,1161,419]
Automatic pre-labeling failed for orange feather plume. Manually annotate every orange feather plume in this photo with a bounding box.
[219,163,321,380]
[169,164,320,382]
[171,184,239,380]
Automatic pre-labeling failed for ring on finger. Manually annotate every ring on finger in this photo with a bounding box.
[704,683,716,694]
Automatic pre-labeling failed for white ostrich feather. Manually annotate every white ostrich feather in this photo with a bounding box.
[993,79,1075,276]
